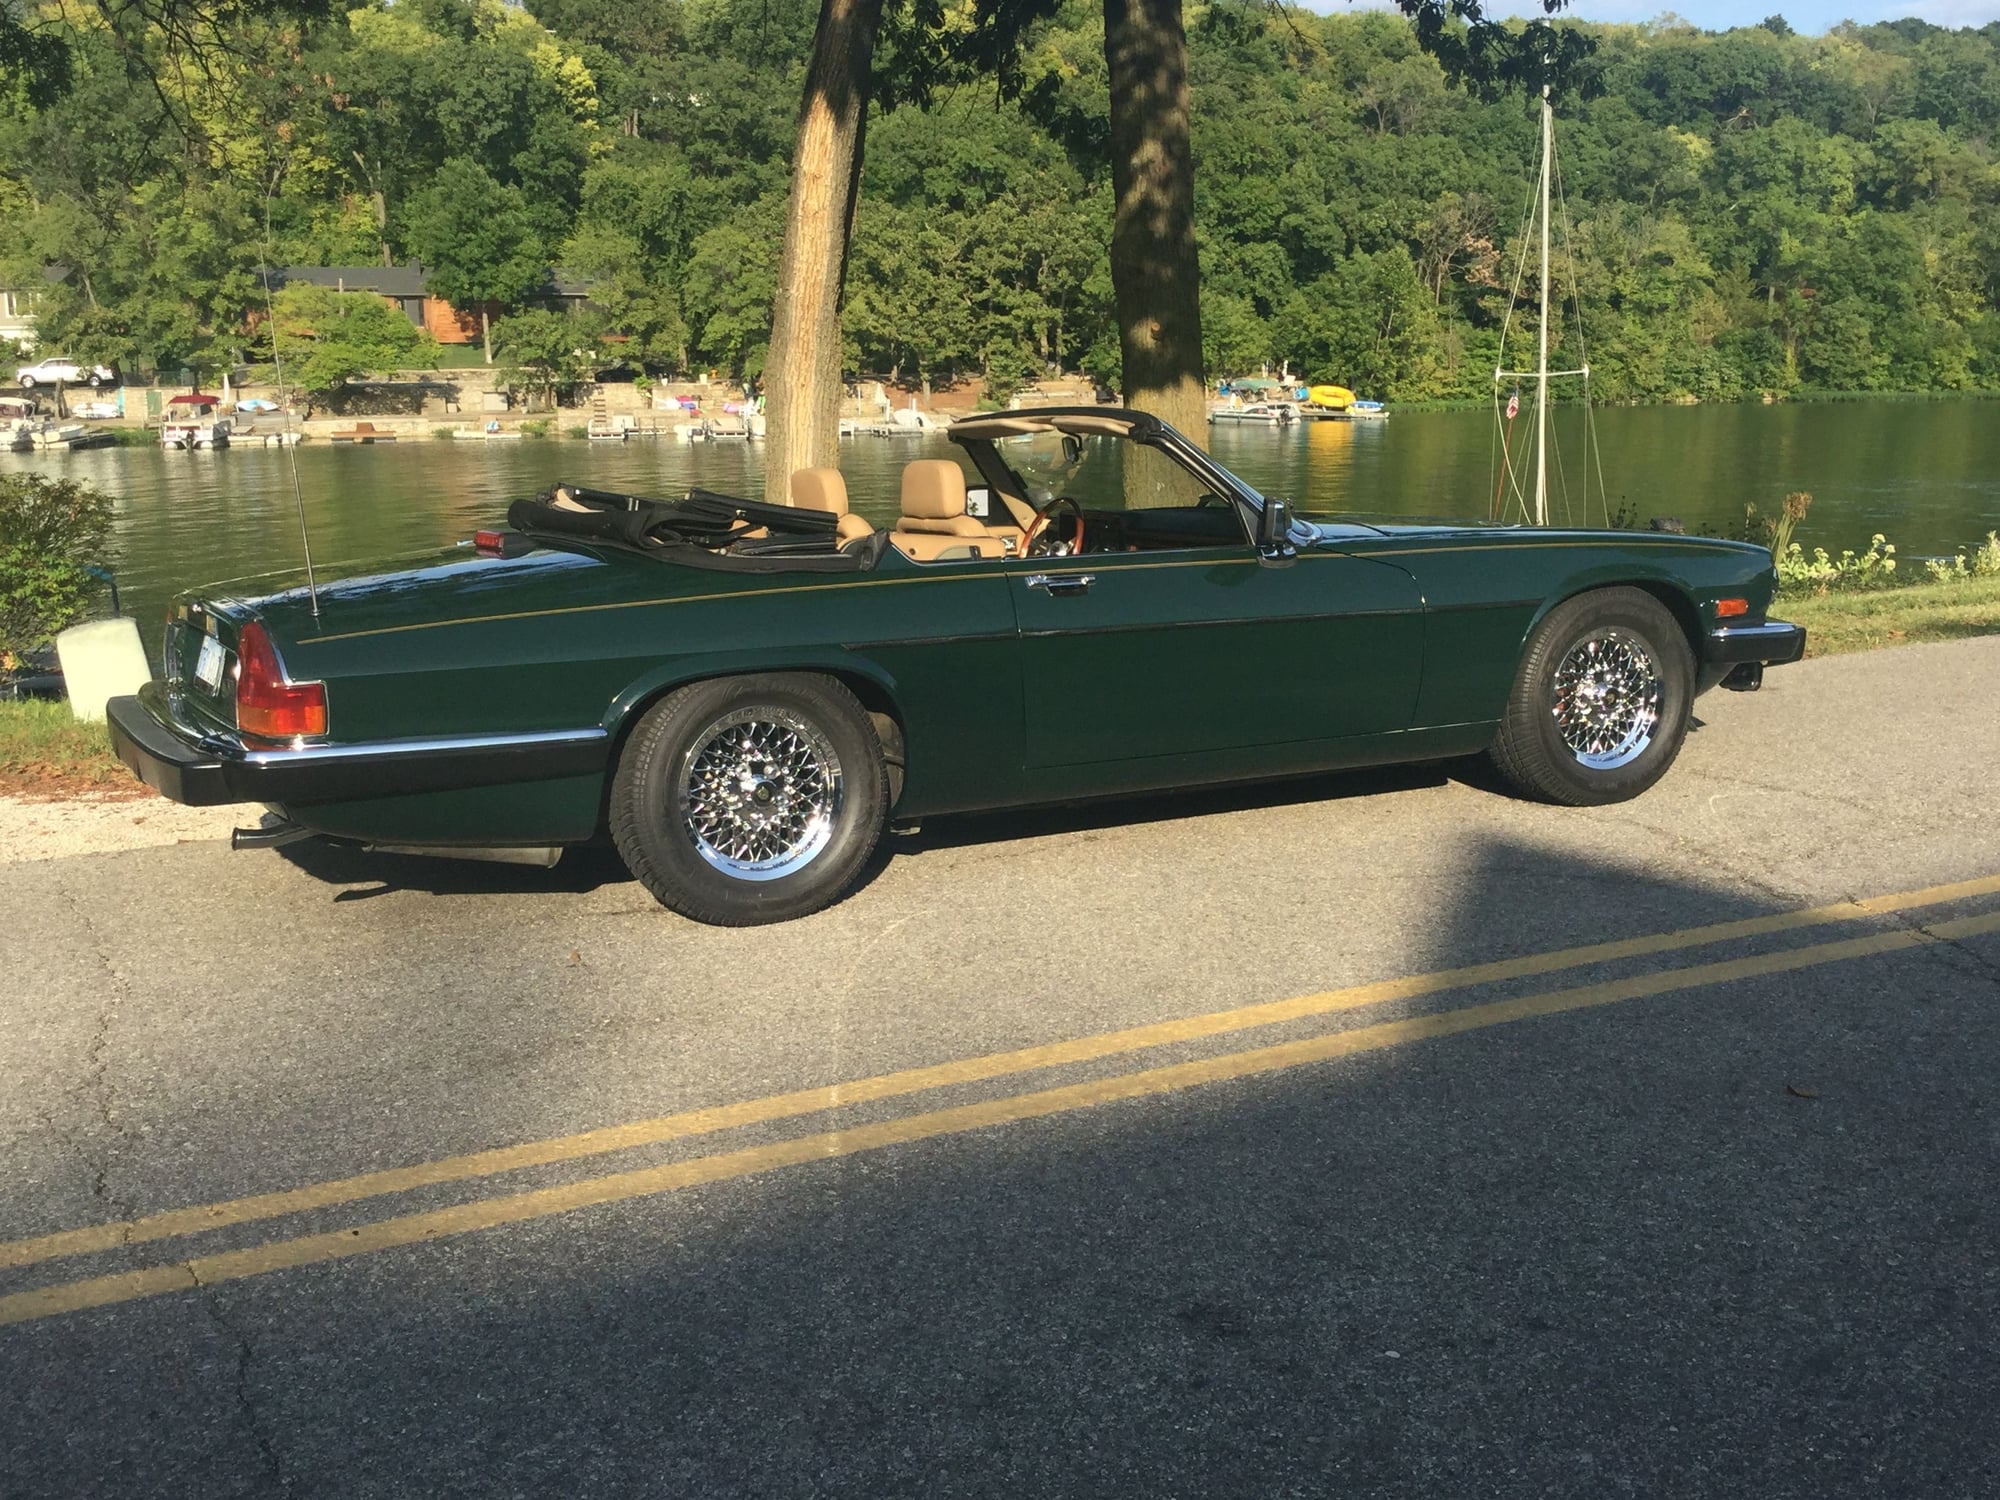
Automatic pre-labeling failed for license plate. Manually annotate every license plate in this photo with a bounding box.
[194,633,225,691]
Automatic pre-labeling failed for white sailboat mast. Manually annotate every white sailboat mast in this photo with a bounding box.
[1534,84,1553,528]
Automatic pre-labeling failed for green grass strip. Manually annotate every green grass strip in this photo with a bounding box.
[1779,574,2000,657]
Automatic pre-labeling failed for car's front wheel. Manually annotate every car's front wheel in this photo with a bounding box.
[609,673,888,925]
[1488,587,1694,806]
[86,373,103,388]
[17,374,34,389]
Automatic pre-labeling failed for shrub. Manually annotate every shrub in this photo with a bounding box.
[520,418,554,439]
[0,475,115,668]
[566,424,589,439]
[1736,490,1812,560]
[1925,531,2000,582]
[1776,533,1898,593]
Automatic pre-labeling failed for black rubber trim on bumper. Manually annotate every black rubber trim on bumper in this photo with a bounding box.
[107,691,611,808]
[108,693,232,804]
[1706,620,1806,666]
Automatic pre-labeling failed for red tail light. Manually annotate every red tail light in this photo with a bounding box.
[474,529,505,553]
[1716,597,1751,619]
[236,620,327,739]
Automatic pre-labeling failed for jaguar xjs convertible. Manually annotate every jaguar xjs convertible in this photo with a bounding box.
[108,407,1805,925]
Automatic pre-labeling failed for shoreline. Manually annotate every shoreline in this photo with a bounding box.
[13,384,2000,444]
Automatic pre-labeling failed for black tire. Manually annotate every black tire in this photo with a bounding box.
[1488,587,1695,807]
[86,373,103,388]
[17,374,33,389]
[609,673,888,925]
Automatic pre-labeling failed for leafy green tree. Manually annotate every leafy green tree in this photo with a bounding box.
[493,306,599,408]
[0,476,115,667]
[682,199,784,378]
[270,283,436,408]
[1278,247,1445,397]
[401,158,547,363]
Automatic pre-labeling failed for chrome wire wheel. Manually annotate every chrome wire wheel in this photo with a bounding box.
[1549,628,1664,770]
[677,709,844,881]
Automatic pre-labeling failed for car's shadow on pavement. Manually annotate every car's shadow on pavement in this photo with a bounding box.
[886,759,1455,855]
[281,839,636,901]
[271,759,1463,907]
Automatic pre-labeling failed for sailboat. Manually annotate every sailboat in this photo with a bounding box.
[1490,86,1604,527]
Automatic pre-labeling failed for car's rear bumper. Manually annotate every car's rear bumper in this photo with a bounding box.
[107,686,610,808]
[1706,620,1806,666]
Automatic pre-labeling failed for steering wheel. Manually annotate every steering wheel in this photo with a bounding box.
[1020,496,1085,558]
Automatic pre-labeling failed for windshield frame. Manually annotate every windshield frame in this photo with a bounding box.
[948,407,1296,545]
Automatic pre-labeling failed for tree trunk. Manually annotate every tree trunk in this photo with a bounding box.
[1104,0,1205,507]
[763,0,883,503]
[481,306,492,366]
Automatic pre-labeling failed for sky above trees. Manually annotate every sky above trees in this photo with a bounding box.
[1340,2,2000,32]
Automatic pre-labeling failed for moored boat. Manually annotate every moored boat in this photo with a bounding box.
[161,392,230,448]
[1207,400,1296,425]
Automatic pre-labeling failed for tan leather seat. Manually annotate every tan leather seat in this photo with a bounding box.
[890,460,1020,561]
[788,467,876,545]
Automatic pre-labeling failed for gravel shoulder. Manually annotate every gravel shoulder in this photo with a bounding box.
[0,792,247,863]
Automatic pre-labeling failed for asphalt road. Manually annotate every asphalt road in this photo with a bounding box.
[3,637,1998,1498]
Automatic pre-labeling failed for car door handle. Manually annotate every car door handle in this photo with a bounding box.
[1026,573,1095,596]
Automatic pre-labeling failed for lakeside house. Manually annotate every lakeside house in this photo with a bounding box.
[0,287,35,349]
[272,265,593,345]
[0,264,70,350]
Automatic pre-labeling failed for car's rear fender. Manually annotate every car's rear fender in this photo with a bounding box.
[600,649,912,809]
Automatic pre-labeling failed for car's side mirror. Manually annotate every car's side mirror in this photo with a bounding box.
[1256,498,1295,563]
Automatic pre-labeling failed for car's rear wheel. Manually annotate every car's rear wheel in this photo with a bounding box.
[17,374,34,389]
[610,673,888,925]
[86,373,103,388]
[1488,587,1694,806]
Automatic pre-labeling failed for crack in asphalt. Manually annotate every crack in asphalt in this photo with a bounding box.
[1908,919,2000,991]
[1603,812,1814,915]
[43,866,139,1236]
[193,1275,295,1496]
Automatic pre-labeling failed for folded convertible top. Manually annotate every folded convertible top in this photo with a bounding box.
[509,483,836,547]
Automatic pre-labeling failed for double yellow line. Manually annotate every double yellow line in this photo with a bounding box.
[5,873,1999,1329]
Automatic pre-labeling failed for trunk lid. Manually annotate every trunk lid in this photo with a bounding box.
[161,594,254,738]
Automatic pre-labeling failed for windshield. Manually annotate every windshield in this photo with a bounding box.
[993,431,1215,512]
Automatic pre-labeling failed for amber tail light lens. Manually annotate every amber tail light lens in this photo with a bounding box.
[1715,598,1751,618]
[236,620,327,739]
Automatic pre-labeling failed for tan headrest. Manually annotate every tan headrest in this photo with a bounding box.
[789,467,849,515]
[901,460,967,521]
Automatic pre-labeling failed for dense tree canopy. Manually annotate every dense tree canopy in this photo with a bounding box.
[4,1,1999,402]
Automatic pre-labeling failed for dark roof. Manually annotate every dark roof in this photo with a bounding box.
[273,264,433,298]
[268,265,594,301]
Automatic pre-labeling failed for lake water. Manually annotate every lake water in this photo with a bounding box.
[7,400,1997,645]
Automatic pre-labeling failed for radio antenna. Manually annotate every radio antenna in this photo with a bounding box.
[260,190,320,620]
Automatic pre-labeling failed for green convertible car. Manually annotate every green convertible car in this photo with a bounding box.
[109,407,1804,925]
